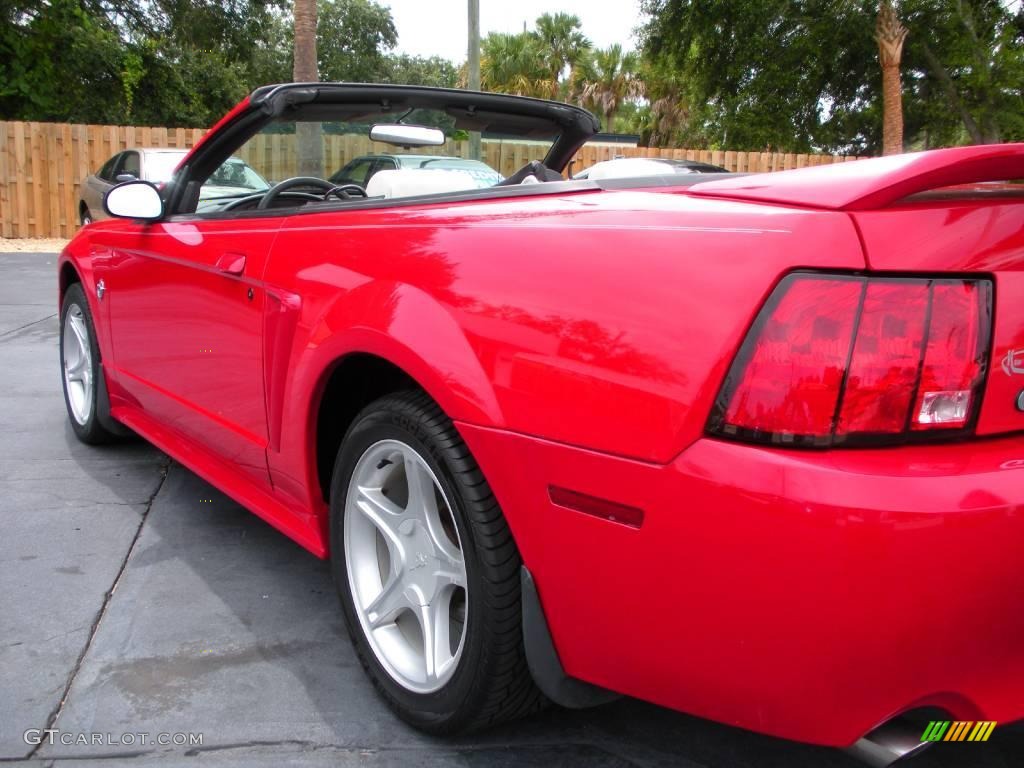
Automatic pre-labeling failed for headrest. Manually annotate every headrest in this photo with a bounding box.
[365,168,479,199]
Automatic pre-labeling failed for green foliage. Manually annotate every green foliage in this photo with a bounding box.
[317,0,396,82]
[1,0,134,122]
[378,54,459,88]
[0,0,456,127]
[639,0,1024,153]
[579,44,642,131]
[480,31,551,97]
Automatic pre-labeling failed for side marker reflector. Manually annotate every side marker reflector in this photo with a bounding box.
[549,486,645,529]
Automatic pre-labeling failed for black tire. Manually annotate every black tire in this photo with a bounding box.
[329,390,544,734]
[80,207,92,226]
[60,283,118,444]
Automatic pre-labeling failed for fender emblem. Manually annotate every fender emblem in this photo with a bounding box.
[96,279,106,301]
[1001,348,1024,376]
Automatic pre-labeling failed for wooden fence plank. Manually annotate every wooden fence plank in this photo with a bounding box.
[0,123,10,238]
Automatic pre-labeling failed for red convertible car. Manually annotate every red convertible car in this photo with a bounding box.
[59,84,1023,766]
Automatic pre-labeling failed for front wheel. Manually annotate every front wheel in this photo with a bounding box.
[329,391,543,733]
[60,283,117,444]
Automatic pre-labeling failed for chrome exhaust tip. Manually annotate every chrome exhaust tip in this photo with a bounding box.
[845,717,932,768]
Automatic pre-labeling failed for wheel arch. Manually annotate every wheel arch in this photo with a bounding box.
[306,331,504,507]
[311,351,422,504]
[273,279,505,513]
[59,259,82,304]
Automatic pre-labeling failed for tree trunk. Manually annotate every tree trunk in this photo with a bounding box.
[876,0,908,156]
[294,0,322,177]
[920,42,984,144]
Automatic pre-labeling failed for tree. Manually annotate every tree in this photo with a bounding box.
[0,0,136,123]
[532,13,591,98]
[317,0,396,82]
[907,0,1023,144]
[479,32,550,97]
[293,0,317,82]
[580,45,643,132]
[378,54,459,88]
[876,0,908,154]
[0,0,405,128]
[639,0,1023,153]
[293,0,320,176]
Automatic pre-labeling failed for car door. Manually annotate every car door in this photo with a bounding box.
[98,216,282,485]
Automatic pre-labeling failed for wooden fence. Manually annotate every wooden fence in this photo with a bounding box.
[0,120,866,240]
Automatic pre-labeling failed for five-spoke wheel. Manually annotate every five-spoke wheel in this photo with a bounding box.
[345,439,468,693]
[60,283,118,444]
[62,303,94,426]
[330,391,543,733]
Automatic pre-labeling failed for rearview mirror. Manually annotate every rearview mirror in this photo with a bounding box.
[369,124,445,147]
[104,180,164,221]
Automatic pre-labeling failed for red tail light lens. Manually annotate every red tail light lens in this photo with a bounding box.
[709,273,992,447]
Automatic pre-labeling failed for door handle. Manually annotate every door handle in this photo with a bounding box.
[215,252,247,276]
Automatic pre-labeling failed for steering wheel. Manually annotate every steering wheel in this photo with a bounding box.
[257,176,338,210]
[221,190,322,212]
[323,183,367,201]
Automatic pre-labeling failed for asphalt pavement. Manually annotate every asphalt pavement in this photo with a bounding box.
[1,251,1020,767]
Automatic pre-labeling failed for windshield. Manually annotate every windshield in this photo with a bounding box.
[143,151,187,183]
[206,159,269,191]
[226,110,551,192]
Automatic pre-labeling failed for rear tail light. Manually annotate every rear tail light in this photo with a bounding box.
[708,273,992,447]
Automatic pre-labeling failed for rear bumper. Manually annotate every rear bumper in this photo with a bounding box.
[458,423,1024,747]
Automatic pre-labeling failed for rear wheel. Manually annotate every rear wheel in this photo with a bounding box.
[60,283,117,444]
[329,391,543,733]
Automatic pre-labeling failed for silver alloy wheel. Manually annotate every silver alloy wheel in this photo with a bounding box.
[62,304,93,425]
[344,439,468,693]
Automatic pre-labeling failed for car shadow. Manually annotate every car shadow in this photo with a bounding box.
[57,456,1024,768]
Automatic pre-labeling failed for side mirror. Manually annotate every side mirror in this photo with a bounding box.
[104,180,164,221]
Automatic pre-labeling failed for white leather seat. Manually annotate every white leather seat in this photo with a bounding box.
[365,169,479,199]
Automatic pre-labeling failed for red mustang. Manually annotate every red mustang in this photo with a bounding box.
[59,84,1023,765]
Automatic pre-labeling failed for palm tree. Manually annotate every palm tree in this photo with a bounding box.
[480,32,550,97]
[293,0,321,176]
[581,45,643,133]
[293,0,317,82]
[532,13,591,99]
[876,0,908,155]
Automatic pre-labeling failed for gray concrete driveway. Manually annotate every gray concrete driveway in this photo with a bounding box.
[1,251,1020,768]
